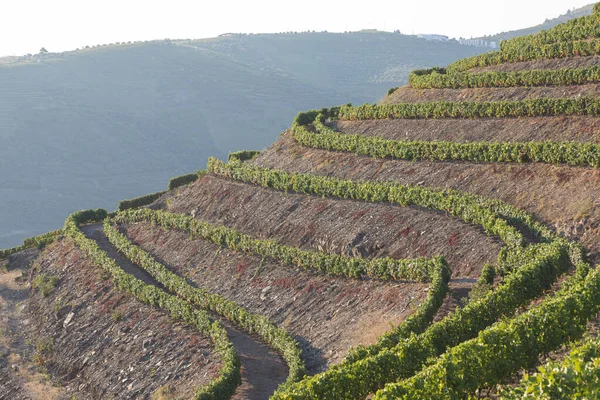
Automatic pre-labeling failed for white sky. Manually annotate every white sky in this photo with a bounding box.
[0,0,594,56]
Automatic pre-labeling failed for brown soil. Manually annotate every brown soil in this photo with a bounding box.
[18,239,222,400]
[120,221,429,373]
[81,224,289,400]
[1,250,70,400]
[469,55,600,73]
[253,133,600,263]
[331,116,600,143]
[162,175,501,279]
[386,83,600,104]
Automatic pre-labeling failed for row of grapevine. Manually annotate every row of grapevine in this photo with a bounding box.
[168,172,201,190]
[118,191,167,211]
[500,11,600,54]
[0,229,61,260]
[63,210,241,399]
[500,335,600,398]
[408,65,600,89]
[292,113,600,168]
[449,38,600,72]
[207,158,583,399]
[112,208,441,282]
[337,97,600,120]
[109,208,452,391]
[104,214,306,390]
[376,255,598,398]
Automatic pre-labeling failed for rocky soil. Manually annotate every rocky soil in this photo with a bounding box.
[254,133,600,264]
[1,239,222,400]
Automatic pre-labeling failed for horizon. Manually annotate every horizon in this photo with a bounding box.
[0,0,593,57]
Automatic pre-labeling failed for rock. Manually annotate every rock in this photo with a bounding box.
[63,311,75,328]
[260,285,271,300]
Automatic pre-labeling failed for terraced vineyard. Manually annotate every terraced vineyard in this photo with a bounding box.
[4,4,600,399]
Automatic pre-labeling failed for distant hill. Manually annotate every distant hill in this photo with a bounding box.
[0,32,484,248]
[476,3,594,42]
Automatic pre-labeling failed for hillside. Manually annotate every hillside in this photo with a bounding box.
[0,32,484,249]
[4,3,600,400]
[477,2,595,42]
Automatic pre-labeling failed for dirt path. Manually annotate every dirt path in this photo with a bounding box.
[81,224,288,400]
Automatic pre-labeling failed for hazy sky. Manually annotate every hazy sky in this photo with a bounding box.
[0,0,594,56]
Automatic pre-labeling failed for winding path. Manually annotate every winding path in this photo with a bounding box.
[81,224,288,400]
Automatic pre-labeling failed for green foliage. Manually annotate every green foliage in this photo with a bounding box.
[31,274,59,297]
[293,112,600,168]
[595,2,600,15]
[168,173,198,191]
[63,211,241,399]
[114,208,439,282]
[0,230,61,260]
[118,191,166,211]
[409,65,600,89]
[501,336,600,399]
[386,87,399,96]
[448,11,600,72]
[375,265,600,399]
[228,150,261,163]
[104,218,306,391]
[68,209,108,225]
[207,158,585,399]
[337,97,600,120]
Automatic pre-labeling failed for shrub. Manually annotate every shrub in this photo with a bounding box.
[31,274,59,297]
[228,150,260,163]
[118,191,166,211]
[168,173,198,190]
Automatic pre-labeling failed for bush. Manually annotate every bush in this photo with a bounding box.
[228,150,260,163]
[168,173,198,190]
[118,191,166,211]
[31,274,59,297]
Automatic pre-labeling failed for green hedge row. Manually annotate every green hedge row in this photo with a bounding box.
[0,229,61,260]
[117,191,167,211]
[207,158,525,248]
[337,97,600,120]
[293,113,600,168]
[448,38,600,73]
[104,214,306,390]
[207,159,581,399]
[112,208,439,282]
[110,208,451,391]
[228,150,261,163]
[274,242,572,400]
[408,65,600,89]
[500,336,600,399]
[375,257,599,399]
[168,172,199,190]
[63,211,241,399]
